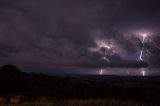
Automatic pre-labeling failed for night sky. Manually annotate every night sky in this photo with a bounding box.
[0,0,160,69]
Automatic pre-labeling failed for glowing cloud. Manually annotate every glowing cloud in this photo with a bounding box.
[95,39,113,49]
[91,39,115,62]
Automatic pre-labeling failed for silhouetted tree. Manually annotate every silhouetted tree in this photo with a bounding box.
[0,65,21,75]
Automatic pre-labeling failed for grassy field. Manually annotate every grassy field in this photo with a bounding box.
[0,98,145,106]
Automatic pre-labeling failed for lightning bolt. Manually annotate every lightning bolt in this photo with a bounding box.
[141,68,146,77]
[99,68,103,75]
[139,47,144,61]
[138,34,146,61]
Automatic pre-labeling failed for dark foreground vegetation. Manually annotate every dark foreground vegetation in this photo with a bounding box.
[0,65,160,105]
[0,98,145,106]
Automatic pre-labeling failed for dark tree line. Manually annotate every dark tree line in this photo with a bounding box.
[0,65,160,104]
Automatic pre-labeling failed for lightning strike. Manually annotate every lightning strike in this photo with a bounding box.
[142,71,145,77]
[142,34,147,43]
[141,68,146,77]
[99,68,103,75]
[139,48,144,61]
[138,33,147,61]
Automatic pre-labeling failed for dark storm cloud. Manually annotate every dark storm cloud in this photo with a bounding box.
[0,0,160,68]
[99,0,160,28]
